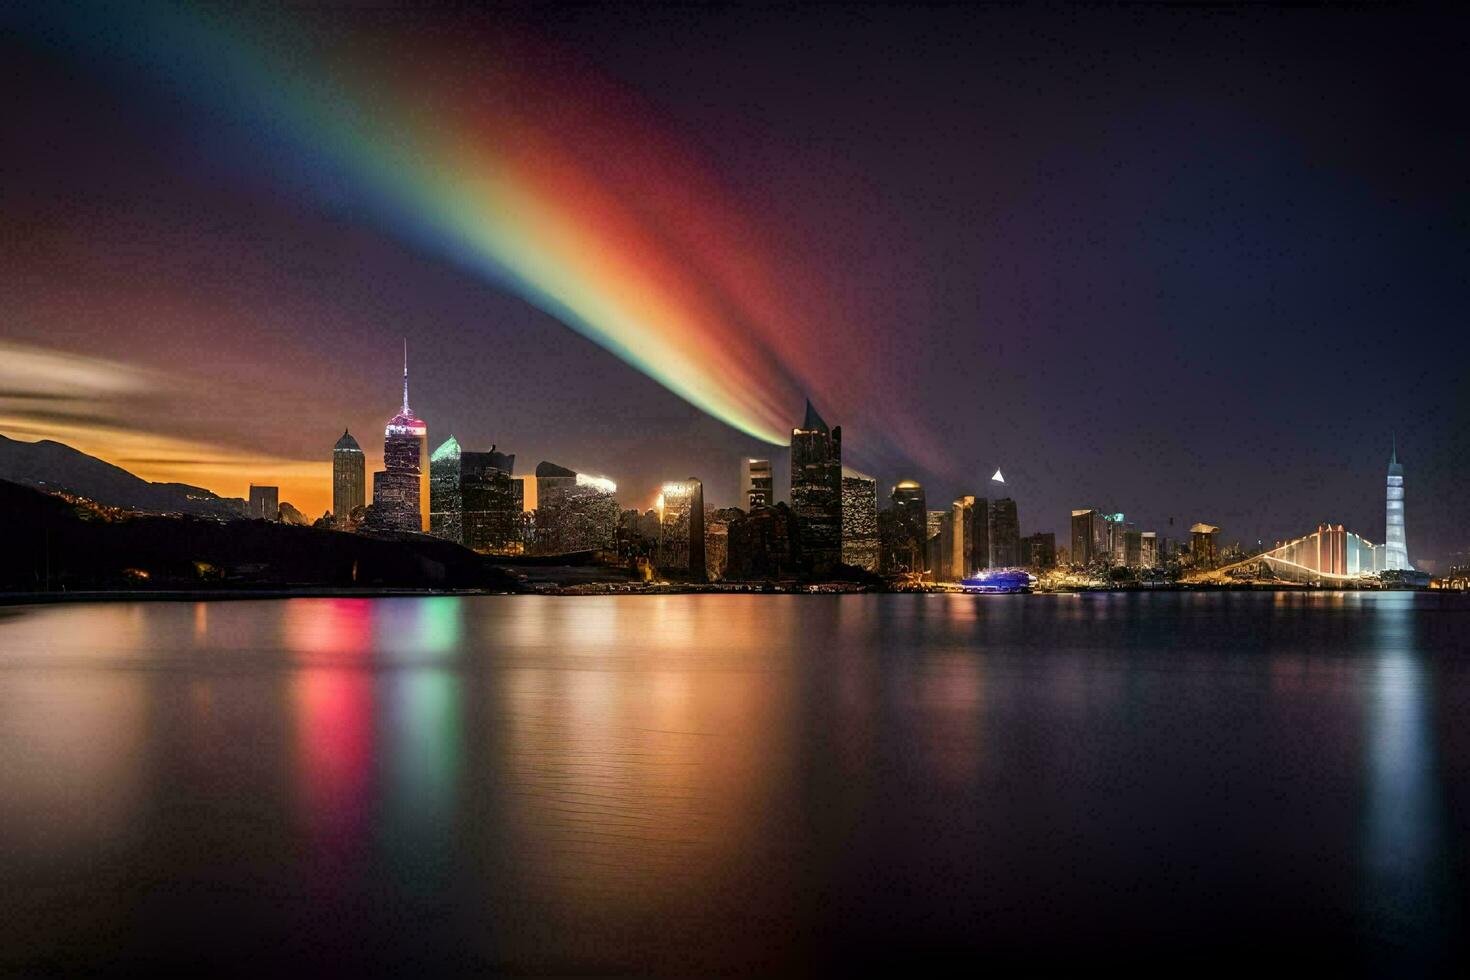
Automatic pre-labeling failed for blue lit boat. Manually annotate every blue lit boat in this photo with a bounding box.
[959,569,1032,593]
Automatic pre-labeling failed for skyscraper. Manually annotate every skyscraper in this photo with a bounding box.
[247,484,278,521]
[462,447,521,554]
[742,458,774,510]
[1383,438,1411,571]
[891,480,928,546]
[840,473,879,572]
[1190,523,1220,567]
[376,342,427,533]
[332,429,365,527]
[1070,509,1109,566]
[429,435,463,543]
[989,498,1020,568]
[1022,532,1056,570]
[1139,531,1158,569]
[658,479,706,580]
[790,400,842,573]
[950,496,977,580]
[533,461,618,554]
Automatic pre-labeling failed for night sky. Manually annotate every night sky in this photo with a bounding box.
[2,3,1466,564]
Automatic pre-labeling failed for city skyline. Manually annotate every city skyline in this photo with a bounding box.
[1,3,1466,563]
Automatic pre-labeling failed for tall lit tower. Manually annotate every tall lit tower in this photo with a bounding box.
[375,340,428,532]
[790,400,842,573]
[332,429,365,526]
[1383,437,1411,571]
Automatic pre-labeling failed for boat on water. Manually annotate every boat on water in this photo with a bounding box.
[959,568,1033,593]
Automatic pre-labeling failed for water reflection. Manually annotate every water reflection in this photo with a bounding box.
[1361,595,1451,967]
[2,594,1468,973]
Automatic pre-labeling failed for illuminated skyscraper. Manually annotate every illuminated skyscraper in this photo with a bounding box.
[377,342,427,532]
[881,479,928,574]
[1070,509,1109,566]
[892,480,928,546]
[658,479,706,580]
[532,461,617,554]
[1383,439,1411,571]
[247,484,278,521]
[462,447,521,554]
[949,496,977,580]
[1139,531,1158,569]
[429,436,463,543]
[840,473,879,572]
[742,458,774,509]
[1190,523,1220,568]
[332,429,365,527]
[790,400,842,573]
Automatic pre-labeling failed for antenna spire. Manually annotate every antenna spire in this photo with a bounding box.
[402,338,410,414]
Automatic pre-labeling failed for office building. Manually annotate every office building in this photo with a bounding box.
[790,400,842,573]
[658,479,706,579]
[1140,531,1158,569]
[1070,509,1110,567]
[247,484,278,521]
[462,447,521,554]
[429,436,463,543]
[331,429,365,528]
[1022,532,1056,570]
[841,473,879,572]
[533,461,617,554]
[989,497,1020,568]
[742,458,774,510]
[1190,523,1220,568]
[375,342,427,533]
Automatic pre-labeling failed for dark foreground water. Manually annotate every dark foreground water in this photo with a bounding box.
[1,593,1467,975]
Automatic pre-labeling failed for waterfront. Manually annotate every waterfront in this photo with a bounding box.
[1,593,1466,974]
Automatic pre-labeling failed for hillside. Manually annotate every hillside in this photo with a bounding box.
[0,433,245,517]
[0,479,521,593]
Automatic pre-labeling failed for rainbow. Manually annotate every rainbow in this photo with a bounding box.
[14,4,820,444]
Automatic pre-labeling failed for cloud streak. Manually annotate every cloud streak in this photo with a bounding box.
[0,342,327,511]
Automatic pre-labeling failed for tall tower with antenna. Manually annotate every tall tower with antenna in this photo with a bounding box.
[372,340,429,532]
[1383,435,1411,571]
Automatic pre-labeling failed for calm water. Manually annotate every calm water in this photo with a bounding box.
[1,593,1467,974]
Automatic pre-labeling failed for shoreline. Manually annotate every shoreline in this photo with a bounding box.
[0,582,1446,606]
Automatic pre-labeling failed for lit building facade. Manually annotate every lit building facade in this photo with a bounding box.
[889,480,927,541]
[429,435,463,543]
[332,429,365,527]
[790,401,842,573]
[1139,531,1158,569]
[1120,529,1143,568]
[658,479,706,580]
[949,496,981,580]
[247,484,278,521]
[1070,509,1109,566]
[705,506,744,581]
[1190,523,1220,568]
[841,473,879,572]
[742,458,774,510]
[533,461,618,554]
[1384,441,1411,571]
[462,448,521,554]
[376,344,427,533]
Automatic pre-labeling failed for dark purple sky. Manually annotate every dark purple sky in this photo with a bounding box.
[2,4,1466,564]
